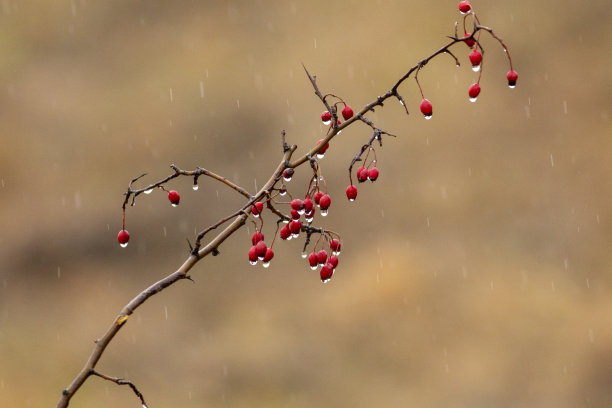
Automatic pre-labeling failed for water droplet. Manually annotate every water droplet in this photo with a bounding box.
[399,100,405,106]
[301,252,308,259]
[321,277,332,283]
[316,153,325,159]
[424,114,432,120]
[253,213,260,218]
[249,260,257,266]
[310,265,318,271]
[472,64,481,72]
[508,84,516,89]
[120,243,128,248]
[144,189,153,194]
[305,215,314,223]
[349,198,355,202]
[279,189,287,196]
[322,119,331,126]
[262,262,271,268]
[283,175,292,182]
[298,209,305,215]
[321,210,328,216]
[192,185,199,191]
[171,203,178,207]
[333,250,341,256]
[291,233,299,238]
[469,96,478,103]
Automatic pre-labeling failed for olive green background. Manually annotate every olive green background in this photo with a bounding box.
[1,1,611,407]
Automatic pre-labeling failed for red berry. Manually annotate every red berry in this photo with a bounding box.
[458,1,471,14]
[291,209,300,220]
[464,32,476,48]
[320,263,334,282]
[289,220,302,235]
[317,249,328,265]
[328,255,339,269]
[319,194,331,211]
[255,241,267,260]
[341,105,354,120]
[251,231,264,245]
[305,208,315,221]
[357,166,368,183]
[321,110,332,124]
[304,197,314,213]
[308,252,318,269]
[291,199,304,212]
[469,49,482,68]
[330,239,341,254]
[316,139,330,156]
[283,168,294,181]
[368,167,379,181]
[252,202,264,216]
[468,83,481,101]
[314,191,324,205]
[346,185,358,201]
[507,70,518,88]
[263,248,274,263]
[168,190,180,206]
[420,98,433,119]
[279,224,291,240]
[248,246,258,264]
[117,229,130,247]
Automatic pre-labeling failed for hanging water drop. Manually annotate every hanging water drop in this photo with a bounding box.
[192,185,199,191]
[120,243,128,248]
[469,96,478,103]
[301,252,308,259]
[472,64,481,72]
[144,189,153,194]
[262,262,271,268]
[316,153,325,159]
[171,203,178,207]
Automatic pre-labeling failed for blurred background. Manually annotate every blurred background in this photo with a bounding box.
[1,0,611,407]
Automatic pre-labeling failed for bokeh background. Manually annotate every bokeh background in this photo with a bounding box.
[1,0,611,407]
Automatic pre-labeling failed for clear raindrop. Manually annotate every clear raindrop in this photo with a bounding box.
[305,215,314,223]
[301,252,308,259]
[469,96,478,103]
[283,175,292,182]
[262,262,271,268]
[424,114,432,120]
[291,233,299,238]
[144,189,153,194]
[171,203,178,207]
[120,243,128,248]
[508,84,516,89]
[321,277,331,283]
[322,119,331,126]
[472,64,481,72]
[192,185,199,191]
[310,265,318,271]
[249,260,257,266]
[316,153,325,159]
[321,210,328,216]
[349,198,355,202]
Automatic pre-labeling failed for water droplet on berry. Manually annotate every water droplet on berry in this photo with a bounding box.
[192,185,199,191]
[316,153,325,159]
[469,96,478,103]
[291,233,299,238]
[321,210,328,217]
[171,203,178,207]
[333,250,341,256]
[305,215,314,223]
[144,189,153,194]
[310,265,318,271]
[283,175,292,182]
[249,260,257,265]
[472,64,481,72]
[120,242,128,248]
[262,262,271,268]
[508,84,516,89]
[424,114,432,120]
[322,119,331,126]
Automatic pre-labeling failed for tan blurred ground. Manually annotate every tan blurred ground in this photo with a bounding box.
[1,1,611,407]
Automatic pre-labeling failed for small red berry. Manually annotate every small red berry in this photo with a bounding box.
[458,1,471,14]
[117,229,130,247]
[255,241,267,260]
[314,191,324,205]
[321,110,332,125]
[316,139,330,156]
[420,98,433,119]
[507,70,518,88]
[279,224,291,240]
[346,185,358,201]
[357,166,368,183]
[367,167,379,181]
[304,197,314,213]
[308,252,318,269]
[468,83,481,101]
[252,202,264,217]
[291,209,300,220]
[328,255,339,270]
[168,190,180,206]
[341,105,354,120]
[464,32,476,48]
[263,248,274,264]
[320,263,334,282]
[283,168,294,181]
[289,220,302,235]
[291,199,304,212]
[469,49,482,70]
[330,239,341,254]
[317,249,328,265]
[248,246,258,265]
[251,231,264,245]
[319,194,331,211]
